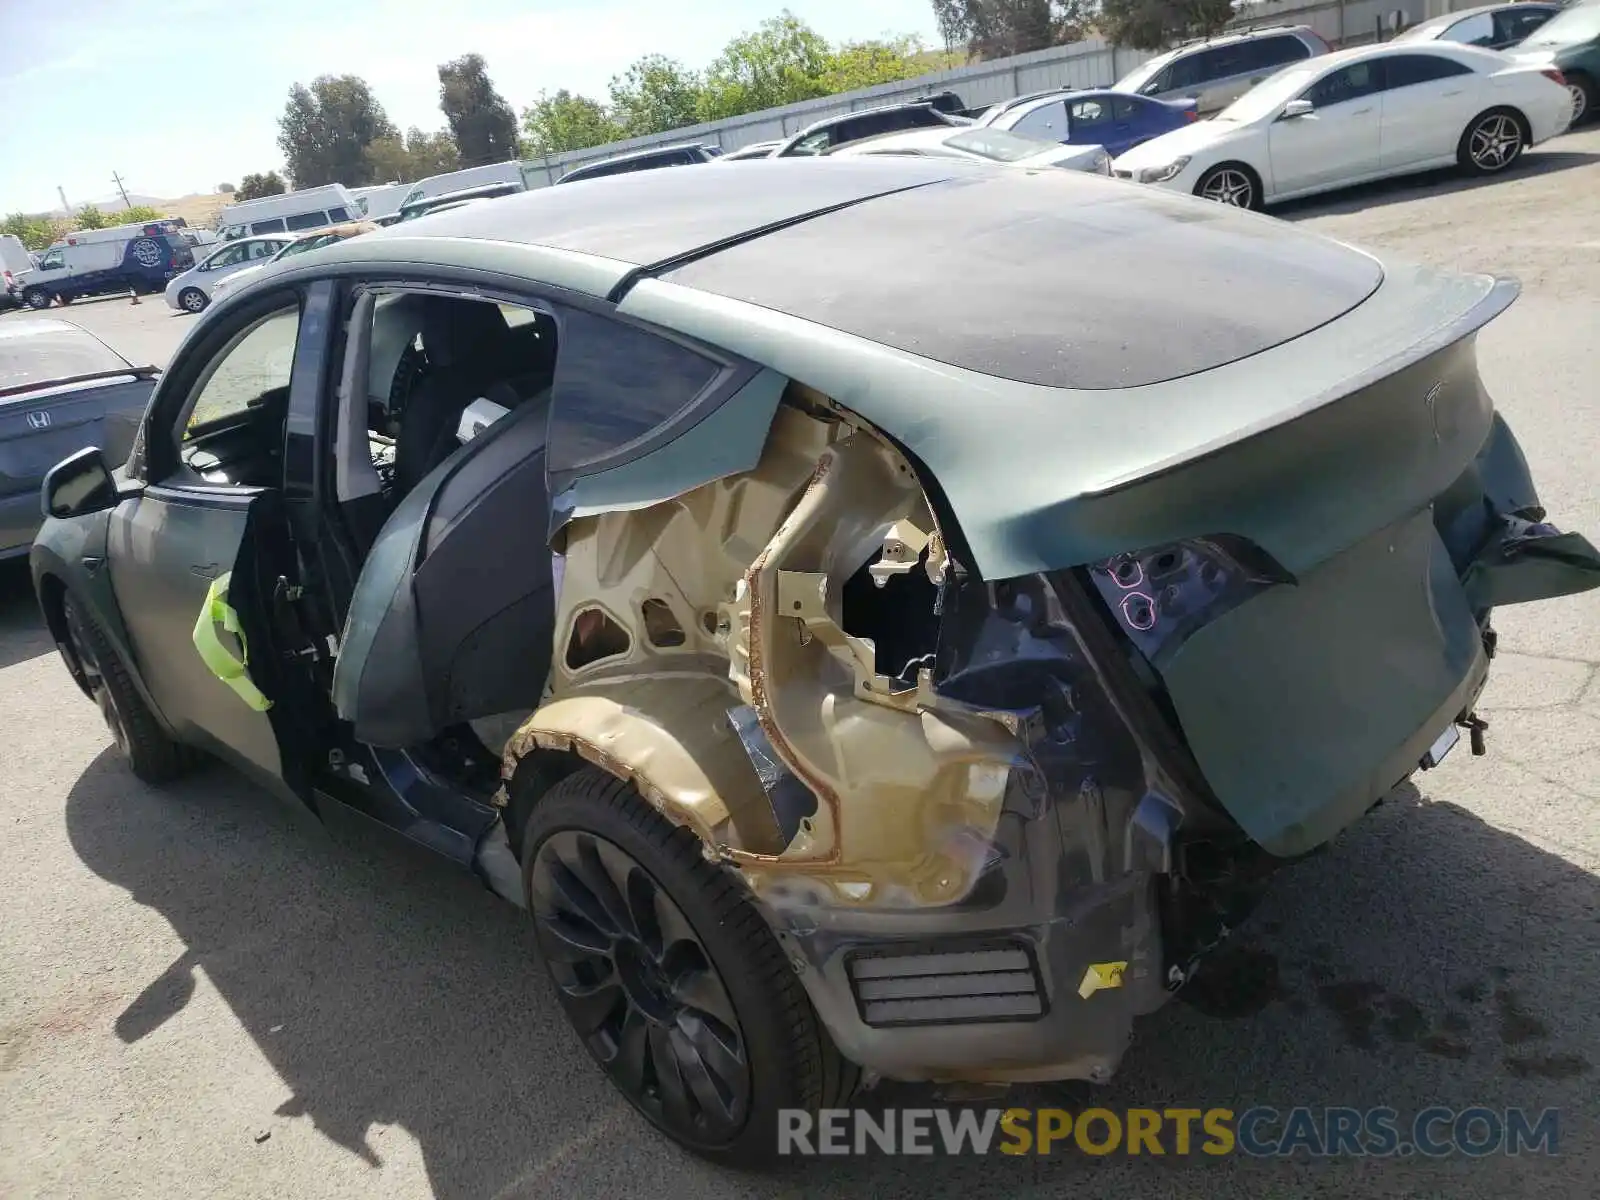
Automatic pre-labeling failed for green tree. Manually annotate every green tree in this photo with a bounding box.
[438,54,519,167]
[1098,0,1234,50]
[820,36,928,93]
[119,205,167,223]
[929,0,1091,60]
[2,213,64,250]
[366,128,462,180]
[609,55,703,137]
[519,90,623,156]
[278,75,398,187]
[74,203,109,230]
[218,182,236,194]
[236,171,287,201]
[697,11,834,121]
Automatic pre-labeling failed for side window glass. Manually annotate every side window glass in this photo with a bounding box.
[327,206,352,221]
[1013,100,1067,139]
[40,249,65,270]
[1441,12,1495,44]
[1111,96,1143,121]
[247,240,279,260]
[284,211,327,232]
[1307,61,1383,107]
[1139,67,1172,96]
[181,307,300,438]
[252,218,287,234]
[1068,97,1111,128]
[548,308,724,474]
[1385,54,1470,89]
[208,245,246,268]
[1496,9,1548,42]
[1250,36,1308,70]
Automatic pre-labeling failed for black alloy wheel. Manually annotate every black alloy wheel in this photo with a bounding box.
[530,827,753,1146]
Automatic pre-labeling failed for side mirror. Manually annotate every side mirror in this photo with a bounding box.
[1281,99,1315,119]
[42,447,118,520]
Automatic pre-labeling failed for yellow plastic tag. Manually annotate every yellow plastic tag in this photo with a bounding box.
[1078,961,1128,999]
[191,571,272,712]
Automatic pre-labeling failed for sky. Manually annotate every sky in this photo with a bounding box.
[0,0,942,214]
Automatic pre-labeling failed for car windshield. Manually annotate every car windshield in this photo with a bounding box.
[1113,54,1173,93]
[940,128,1059,162]
[1526,1,1600,43]
[1215,63,1323,121]
[274,237,328,260]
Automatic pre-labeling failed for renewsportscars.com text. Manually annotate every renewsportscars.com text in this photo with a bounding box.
[778,1106,1561,1157]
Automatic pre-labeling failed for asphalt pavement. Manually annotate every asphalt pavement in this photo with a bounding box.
[2,129,1598,1198]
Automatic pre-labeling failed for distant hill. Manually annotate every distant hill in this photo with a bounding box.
[50,191,235,228]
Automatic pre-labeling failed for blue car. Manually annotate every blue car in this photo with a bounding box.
[976,88,1199,157]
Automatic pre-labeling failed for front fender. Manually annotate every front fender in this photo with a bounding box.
[30,508,177,733]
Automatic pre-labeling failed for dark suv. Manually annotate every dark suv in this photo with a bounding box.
[772,102,960,156]
[557,143,720,185]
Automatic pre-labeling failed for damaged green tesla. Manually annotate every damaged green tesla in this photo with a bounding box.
[31,159,1600,1162]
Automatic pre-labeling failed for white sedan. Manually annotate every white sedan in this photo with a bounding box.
[828,126,1113,174]
[1112,42,1572,208]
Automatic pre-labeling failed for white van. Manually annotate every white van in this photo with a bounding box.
[397,162,522,210]
[217,184,360,240]
[350,182,412,223]
[18,219,195,308]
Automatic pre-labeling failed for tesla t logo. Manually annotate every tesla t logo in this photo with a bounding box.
[1424,382,1444,443]
[26,410,51,430]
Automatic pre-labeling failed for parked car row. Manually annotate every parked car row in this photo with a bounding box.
[1112,24,1588,209]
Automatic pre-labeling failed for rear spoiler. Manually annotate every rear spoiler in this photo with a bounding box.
[0,364,159,402]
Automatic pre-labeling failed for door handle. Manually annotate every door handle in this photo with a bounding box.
[1351,107,1373,116]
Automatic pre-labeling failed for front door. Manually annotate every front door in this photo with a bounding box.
[1268,60,1385,195]
[108,297,323,809]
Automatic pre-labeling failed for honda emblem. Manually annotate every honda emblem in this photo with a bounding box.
[26,410,51,430]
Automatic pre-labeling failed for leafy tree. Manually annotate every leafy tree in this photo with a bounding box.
[236,171,288,201]
[438,54,520,167]
[74,204,109,230]
[1099,0,1234,50]
[697,11,834,121]
[929,0,1091,60]
[3,212,65,250]
[365,128,462,181]
[519,90,624,156]
[609,55,702,138]
[218,182,236,194]
[277,75,398,187]
[120,205,167,224]
[820,36,928,93]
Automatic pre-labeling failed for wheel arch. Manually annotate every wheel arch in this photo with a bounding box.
[34,571,89,697]
[496,678,790,867]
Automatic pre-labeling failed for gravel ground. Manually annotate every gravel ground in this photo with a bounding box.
[2,128,1598,1199]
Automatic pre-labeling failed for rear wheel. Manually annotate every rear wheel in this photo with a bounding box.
[520,766,857,1164]
[1569,73,1594,127]
[23,287,50,310]
[178,287,208,313]
[1194,163,1261,210]
[1458,108,1526,175]
[60,591,194,784]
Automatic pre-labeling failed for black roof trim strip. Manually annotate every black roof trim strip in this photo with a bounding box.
[603,178,949,305]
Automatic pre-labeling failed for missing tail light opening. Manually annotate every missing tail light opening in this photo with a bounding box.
[1089,536,1292,667]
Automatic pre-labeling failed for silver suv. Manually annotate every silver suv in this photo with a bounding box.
[1112,25,1332,115]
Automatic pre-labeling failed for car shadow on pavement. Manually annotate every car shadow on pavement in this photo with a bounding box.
[0,561,55,671]
[66,755,1597,1199]
[1273,149,1600,222]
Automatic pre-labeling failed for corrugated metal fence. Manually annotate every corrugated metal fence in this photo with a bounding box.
[519,0,1432,185]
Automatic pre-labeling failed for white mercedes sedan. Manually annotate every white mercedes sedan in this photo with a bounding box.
[1112,42,1573,208]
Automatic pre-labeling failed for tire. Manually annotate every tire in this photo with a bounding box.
[520,766,857,1165]
[23,287,51,310]
[1457,108,1526,176]
[1569,73,1595,128]
[55,292,73,306]
[178,287,208,313]
[1193,162,1262,210]
[60,590,194,784]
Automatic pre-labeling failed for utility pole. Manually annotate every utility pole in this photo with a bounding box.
[110,171,131,208]
[57,186,71,215]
